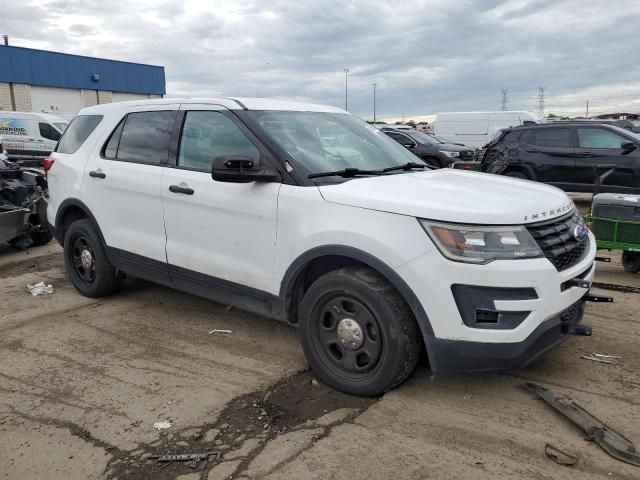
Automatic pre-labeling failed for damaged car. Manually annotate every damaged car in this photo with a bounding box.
[481,123,640,194]
[0,153,52,248]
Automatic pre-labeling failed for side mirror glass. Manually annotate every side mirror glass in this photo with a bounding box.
[211,155,280,183]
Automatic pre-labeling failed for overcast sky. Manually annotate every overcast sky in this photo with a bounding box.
[5,0,640,121]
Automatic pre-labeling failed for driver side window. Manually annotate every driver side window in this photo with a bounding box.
[578,128,627,149]
[178,111,260,171]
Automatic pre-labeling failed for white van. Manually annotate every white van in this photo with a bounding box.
[0,111,69,164]
[434,111,541,148]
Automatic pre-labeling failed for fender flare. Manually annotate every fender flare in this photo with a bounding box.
[279,245,435,338]
[54,198,108,248]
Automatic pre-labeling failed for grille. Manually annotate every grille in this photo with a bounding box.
[527,211,589,271]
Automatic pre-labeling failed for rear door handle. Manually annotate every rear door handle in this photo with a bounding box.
[169,184,194,195]
[89,170,106,179]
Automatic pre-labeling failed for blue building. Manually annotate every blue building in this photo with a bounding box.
[0,43,165,116]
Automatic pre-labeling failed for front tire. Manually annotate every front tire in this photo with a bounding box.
[622,251,640,273]
[63,219,125,297]
[299,267,421,396]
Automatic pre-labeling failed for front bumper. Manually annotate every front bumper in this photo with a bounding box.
[396,231,597,376]
[426,298,586,376]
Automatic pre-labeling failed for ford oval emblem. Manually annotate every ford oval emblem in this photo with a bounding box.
[573,223,588,242]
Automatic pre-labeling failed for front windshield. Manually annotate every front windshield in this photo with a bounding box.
[406,131,443,145]
[250,111,420,175]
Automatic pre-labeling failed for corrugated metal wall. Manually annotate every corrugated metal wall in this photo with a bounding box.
[0,45,165,95]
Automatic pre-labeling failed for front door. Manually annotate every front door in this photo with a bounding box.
[161,105,281,299]
[574,126,640,190]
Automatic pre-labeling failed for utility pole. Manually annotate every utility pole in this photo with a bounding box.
[538,86,545,119]
[372,83,377,123]
[402,112,405,123]
[585,100,589,118]
[500,88,508,111]
[343,68,349,111]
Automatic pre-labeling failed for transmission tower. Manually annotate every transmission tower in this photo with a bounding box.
[500,89,508,111]
[538,86,545,119]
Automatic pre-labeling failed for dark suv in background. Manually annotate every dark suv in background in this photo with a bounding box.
[481,123,640,193]
[382,128,476,168]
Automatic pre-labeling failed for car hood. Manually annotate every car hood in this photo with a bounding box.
[318,169,574,225]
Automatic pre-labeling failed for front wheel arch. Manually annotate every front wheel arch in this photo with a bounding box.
[280,246,435,341]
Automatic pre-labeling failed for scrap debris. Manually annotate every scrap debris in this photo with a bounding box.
[545,443,578,466]
[153,420,173,430]
[26,282,54,296]
[581,353,621,364]
[209,329,233,335]
[523,383,640,467]
[149,452,221,469]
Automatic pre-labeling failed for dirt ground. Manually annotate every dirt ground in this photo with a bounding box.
[0,240,638,480]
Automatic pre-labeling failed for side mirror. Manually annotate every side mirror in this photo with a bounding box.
[211,155,280,183]
[621,141,636,152]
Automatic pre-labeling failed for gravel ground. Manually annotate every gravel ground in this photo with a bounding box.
[0,242,638,480]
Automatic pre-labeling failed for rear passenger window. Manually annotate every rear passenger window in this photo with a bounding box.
[533,128,572,148]
[178,111,259,171]
[116,111,177,164]
[500,131,521,144]
[102,120,125,159]
[56,115,103,154]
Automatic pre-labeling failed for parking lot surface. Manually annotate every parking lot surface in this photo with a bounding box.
[0,243,638,479]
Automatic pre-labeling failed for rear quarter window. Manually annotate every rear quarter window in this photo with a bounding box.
[56,115,103,154]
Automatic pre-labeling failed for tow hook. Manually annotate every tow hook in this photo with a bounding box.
[584,293,614,303]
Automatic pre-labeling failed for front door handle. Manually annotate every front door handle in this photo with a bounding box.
[169,184,194,195]
[89,170,106,179]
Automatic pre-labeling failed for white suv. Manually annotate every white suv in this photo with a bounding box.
[46,98,596,396]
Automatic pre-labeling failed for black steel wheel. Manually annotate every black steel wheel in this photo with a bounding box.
[299,267,421,396]
[64,219,125,297]
[70,234,97,285]
[312,295,383,377]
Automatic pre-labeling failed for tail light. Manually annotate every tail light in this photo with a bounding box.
[43,158,55,177]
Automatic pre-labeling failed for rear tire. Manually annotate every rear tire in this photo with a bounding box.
[299,267,421,396]
[63,219,125,297]
[622,251,640,273]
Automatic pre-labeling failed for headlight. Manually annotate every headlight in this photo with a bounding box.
[439,150,459,157]
[419,220,543,264]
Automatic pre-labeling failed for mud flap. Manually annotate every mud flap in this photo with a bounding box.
[524,383,640,467]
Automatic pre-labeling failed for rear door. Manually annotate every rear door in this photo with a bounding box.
[574,126,640,190]
[162,104,281,295]
[525,127,575,184]
[81,105,179,285]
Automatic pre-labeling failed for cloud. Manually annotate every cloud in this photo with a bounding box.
[4,0,640,120]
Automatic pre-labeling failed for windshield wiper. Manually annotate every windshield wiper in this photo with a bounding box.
[308,168,386,179]
[382,162,429,173]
